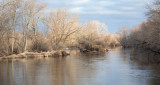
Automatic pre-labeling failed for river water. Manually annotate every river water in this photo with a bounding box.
[0,48,160,85]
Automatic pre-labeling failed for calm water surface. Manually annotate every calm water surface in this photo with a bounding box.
[0,48,160,85]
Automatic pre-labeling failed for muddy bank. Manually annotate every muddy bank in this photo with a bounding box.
[0,50,70,61]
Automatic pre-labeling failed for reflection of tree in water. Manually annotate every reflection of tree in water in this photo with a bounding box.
[0,60,11,85]
[148,67,160,85]
[1,49,160,85]
[130,49,160,65]
[113,48,131,63]
[50,52,105,85]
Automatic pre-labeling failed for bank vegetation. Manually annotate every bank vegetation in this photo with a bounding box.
[119,0,160,54]
[0,0,121,57]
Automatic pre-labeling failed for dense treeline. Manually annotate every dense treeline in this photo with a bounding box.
[0,0,120,56]
[120,0,160,53]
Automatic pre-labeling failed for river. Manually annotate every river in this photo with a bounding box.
[0,48,160,85]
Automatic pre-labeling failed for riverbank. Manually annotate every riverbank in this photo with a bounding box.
[0,50,70,61]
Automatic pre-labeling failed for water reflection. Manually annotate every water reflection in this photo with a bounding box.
[0,49,160,85]
[130,49,160,65]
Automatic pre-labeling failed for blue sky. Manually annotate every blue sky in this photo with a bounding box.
[41,0,153,33]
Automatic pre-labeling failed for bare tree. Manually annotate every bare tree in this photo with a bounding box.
[21,0,46,52]
[43,9,80,50]
[77,21,110,52]
[0,0,23,54]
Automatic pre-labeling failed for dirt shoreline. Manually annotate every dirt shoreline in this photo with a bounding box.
[0,50,70,61]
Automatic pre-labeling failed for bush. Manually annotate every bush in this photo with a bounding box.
[29,36,50,52]
[78,37,107,52]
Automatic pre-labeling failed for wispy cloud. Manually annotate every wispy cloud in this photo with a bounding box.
[70,7,122,15]
[71,7,84,14]
[120,7,135,10]
[98,1,117,6]
[72,0,90,5]
[41,0,153,32]
[70,5,140,15]
[42,0,150,15]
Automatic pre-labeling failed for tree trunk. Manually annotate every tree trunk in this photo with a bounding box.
[24,35,28,52]
[24,23,29,52]
[11,21,15,54]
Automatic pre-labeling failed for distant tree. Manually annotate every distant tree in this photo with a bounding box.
[77,21,110,52]
[119,27,129,48]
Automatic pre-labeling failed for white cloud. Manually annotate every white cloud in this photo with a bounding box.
[98,1,116,6]
[71,7,84,14]
[41,0,152,15]
[72,0,90,5]
[120,7,135,10]
[70,7,130,15]
[40,0,152,32]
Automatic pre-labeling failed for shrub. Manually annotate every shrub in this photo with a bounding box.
[29,35,50,52]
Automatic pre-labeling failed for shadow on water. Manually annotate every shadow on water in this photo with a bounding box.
[130,48,160,65]
[1,49,160,85]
